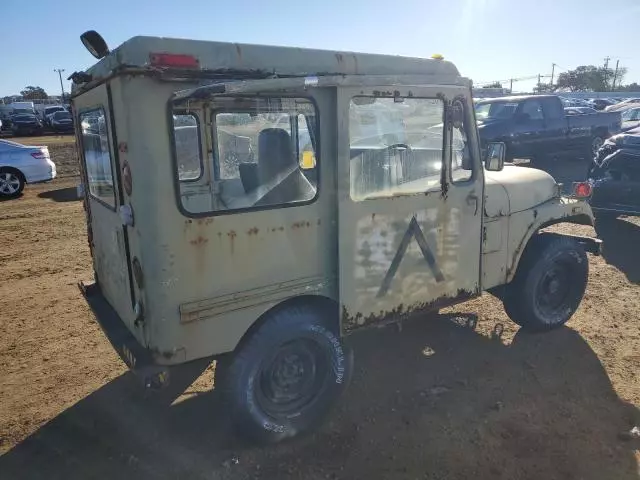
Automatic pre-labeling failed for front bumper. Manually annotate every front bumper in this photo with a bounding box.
[78,281,170,389]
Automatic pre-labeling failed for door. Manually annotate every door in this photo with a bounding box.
[515,99,547,158]
[540,96,569,154]
[77,84,134,324]
[338,86,483,331]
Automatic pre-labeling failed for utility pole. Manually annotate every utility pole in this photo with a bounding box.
[509,78,513,92]
[612,60,620,91]
[550,63,556,86]
[54,68,66,102]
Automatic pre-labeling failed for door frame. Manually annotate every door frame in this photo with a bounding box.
[76,82,136,309]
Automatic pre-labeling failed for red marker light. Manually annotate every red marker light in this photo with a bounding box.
[149,53,199,69]
[573,182,593,198]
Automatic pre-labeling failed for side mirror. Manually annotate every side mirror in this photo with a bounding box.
[485,142,506,171]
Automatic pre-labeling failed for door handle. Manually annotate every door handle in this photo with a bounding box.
[466,193,479,216]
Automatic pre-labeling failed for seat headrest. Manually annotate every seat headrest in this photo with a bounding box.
[258,128,295,180]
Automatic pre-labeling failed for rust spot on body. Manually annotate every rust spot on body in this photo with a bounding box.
[190,236,208,246]
[342,288,477,333]
[228,230,237,253]
[247,227,259,235]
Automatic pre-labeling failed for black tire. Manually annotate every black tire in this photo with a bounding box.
[219,305,353,444]
[503,233,588,332]
[0,167,26,198]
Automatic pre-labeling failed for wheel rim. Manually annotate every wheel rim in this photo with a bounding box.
[533,262,573,323]
[255,338,330,417]
[0,172,21,195]
[592,137,604,155]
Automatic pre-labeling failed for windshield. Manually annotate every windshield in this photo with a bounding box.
[622,109,640,121]
[53,112,71,120]
[12,114,35,121]
[475,101,518,120]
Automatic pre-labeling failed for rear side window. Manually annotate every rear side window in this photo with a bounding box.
[541,97,564,119]
[79,109,115,208]
[171,95,319,215]
[522,100,543,120]
[173,113,202,181]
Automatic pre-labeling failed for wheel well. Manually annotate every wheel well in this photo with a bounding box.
[507,214,594,282]
[538,214,593,229]
[231,295,340,353]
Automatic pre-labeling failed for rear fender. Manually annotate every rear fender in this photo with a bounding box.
[506,198,594,282]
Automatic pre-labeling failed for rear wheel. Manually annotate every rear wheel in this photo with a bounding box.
[503,233,588,332]
[0,168,25,198]
[219,305,353,444]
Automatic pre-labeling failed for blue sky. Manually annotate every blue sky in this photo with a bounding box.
[2,0,639,96]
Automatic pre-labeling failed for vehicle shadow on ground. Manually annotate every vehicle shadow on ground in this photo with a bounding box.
[37,187,79,203]
[595,216,640,283]
[1,314,638,480]
[0,194,22,202]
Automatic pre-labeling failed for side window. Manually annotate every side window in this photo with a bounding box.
[79,109,115,208]
[349,96,444,201]
[173,113,202,181]
[541,98,564,118]
[451,99,473,183]
[172,96,318,214]
[522,100,543,120]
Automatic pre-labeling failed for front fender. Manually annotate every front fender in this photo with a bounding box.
[506,198,594,282]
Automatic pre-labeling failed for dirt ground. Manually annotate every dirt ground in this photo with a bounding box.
[0,139,639,479]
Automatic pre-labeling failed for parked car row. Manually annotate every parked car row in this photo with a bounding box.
[0,105,73,137]
[560,96,640,112]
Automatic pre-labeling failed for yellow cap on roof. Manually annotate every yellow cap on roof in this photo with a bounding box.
[431,54,444,60]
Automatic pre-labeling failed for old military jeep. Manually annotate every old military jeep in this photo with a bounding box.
[71,32,601,443]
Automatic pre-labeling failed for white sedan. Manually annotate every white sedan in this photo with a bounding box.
[0,139,56,198]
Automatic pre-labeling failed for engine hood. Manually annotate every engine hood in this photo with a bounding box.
[484,165,558,217]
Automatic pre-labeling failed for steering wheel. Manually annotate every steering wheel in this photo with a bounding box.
[383,143,412,153]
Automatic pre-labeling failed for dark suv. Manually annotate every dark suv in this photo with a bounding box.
[588,126,640,218]
[10,113,43,136]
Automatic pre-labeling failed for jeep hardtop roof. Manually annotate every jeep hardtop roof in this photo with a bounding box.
[83,35,461,83]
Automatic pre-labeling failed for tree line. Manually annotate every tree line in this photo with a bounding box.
[483,65,639,93]
[2,86,54,104]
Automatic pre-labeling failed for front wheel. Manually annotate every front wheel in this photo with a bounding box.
[503,233,588,332]
[219,305,353,444]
